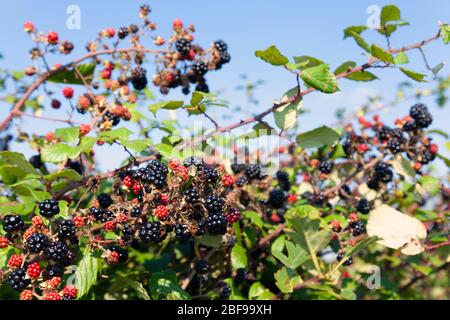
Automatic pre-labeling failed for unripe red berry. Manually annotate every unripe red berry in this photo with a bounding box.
[226,208,241,224]
[45,132,55,142]
[62,285,77,299]
[49,276,62,288]
[270,213,281,223]
[287,194,297,204]
[348,212,359,222]
[154,205,169,220]
[44,291,61,300]
[24,66,37,76]
[356,143,369,153]
[117,213,128,224]
[0,236,9,249]
[32,216,44,228]
[122,176,134,188]
[104,220,116,231]
[109,251,119,264]
[222,175,234,187]
[27,262,41,278]
[72,215,84,228]
[62,87,74,99]
[19,290,33,300]
[23,21,35,33]
[132,183,143,194]
[101,69,112,79]
[173,18,183,30]
[79,124,91,137]
[429,143,438,155]
[47,31,59,45]
[78,95,91,109]
[168,158,180,170]
[159,194,169,205]
[8,254,23,268]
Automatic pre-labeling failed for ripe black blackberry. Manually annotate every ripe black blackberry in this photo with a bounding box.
[403,120,417,132]
[130,206,142,217]
[97,193,113,209]
[378,126,392,141]
[185,187,200,203]
[175,38,191,55]
[203,167,219,183]
[38,199,60,218]
[367,178,380,190]
[192,60,208,76]
[182,87,190,95]
[234,268,248,286]
[206,212,228,235]
[139,222,165,243]
[7,268,30,291]
[106,245,128,263]
[276,170,291,191]
[244,164,263,180]
[2,214,24,233]
[231,163,245,174]
[45,241,70,263]
[268,188,285,209]
[410,103,433,128]
[342,138,354,156]
[219,51,231,64]
[175,223,192,242]
[195,260,209,274]
[42,264,64,279]
[374,162,393,183]
[387,138,402,154]
[420,149,435,164]
[29,154,43,169]
[195,82,209,93]
[356,198,372,214]
[121,226,134,245]
[58,219,77,241]
[205,195,225,213]
[214,40,228,52]
[131,66,148,91]
[319,161,333,174]
[235,176,248,187]
[350,220,366,236]
[183,156,204,168]
[336,252,353,266]
[147,159,169,176]
[51,99,61,109]
[118,27,129,39]
[103,111,120,126]
[89,207,113,223]
[216,281,231,299]
[26,233,49,253]
[146,170,167,188]
[66,159,83,175]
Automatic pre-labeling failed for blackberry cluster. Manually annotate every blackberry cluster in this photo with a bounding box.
[214,40,231,68]
[195,260,209,274]
[419,149,436,164]
[349,221,366,236]
[7,268,30,291]
[378,126,392,141]
[106,245,128,263]
[195,82,209,93]
[235,176,248,187]
[214,40,228,52]
[132,160,168,188]
[89,207,114,223]
[276,170,291,191]
[26,233,49,253]
[42,264,64,279]
[205,195,225,213]
[29,154,43,169]
[45,241,70,263]
[130,206,142,217]
[139,222,165,243]
[131,66,148,90]
[192,60,208,76]
[97,193,113,209]
[387,138,402,154]
[185,188,200,203]
[202,167,219,183]
[216,281,231,299]
[356,199,372,214]
[374,162,393,183]
[38,199,60,218]
[244,164,264,180]
[118,27,129,39]
[65,159,84,175]
[206,212,228,235]
[339,184,352,198]
[231,163,245,174]
[268,189,285,209]
[57,219,77,241]
[175,223,192,242]
[319,161,333,174]
[336,252,353,266]
[410,103,433,128]
[183,156,204,168]
[175,38,192,55]
[2,214,24,233]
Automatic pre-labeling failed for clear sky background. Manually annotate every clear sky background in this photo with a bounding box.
[0,0,449,171]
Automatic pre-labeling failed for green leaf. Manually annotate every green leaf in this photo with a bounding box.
[274,267,302,294]
[199,234,222,248]
[99,127,133,142]
[154,143,181,159]
[75,248,101,298]
[117,277,151,300]
[393,52,409,65]
[399,67,427,82]
[120,139,151,153]
[13,185,50,202]
[296,126,340,149]
[431,62,445,76]
[273,87,302,130]
[48,63,96,85]
[41,144,80,163]
[300,64,339,94]
[334,61,377,81]
[44,169,82,182]
[190,91,207,106]
[343,26,368,39]
[440,24,450,44]
[349,31,371,53]
[231,244,248,271]
[242,211,264,229]
[248,282,275,300]
[292,56,324,70]
[0,151,40,175]
[148,101,184,115]
[56,200,69,219]
[391,154,415,178]
[55,127,79,143]
[149,271,190,300]
[371,44,394,64]
[0,165,28,185]
[380,5,401,25]
[255,45,289,66]
[271,235,310,269]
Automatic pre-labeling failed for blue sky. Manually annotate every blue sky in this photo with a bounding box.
[1,0,449,170]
